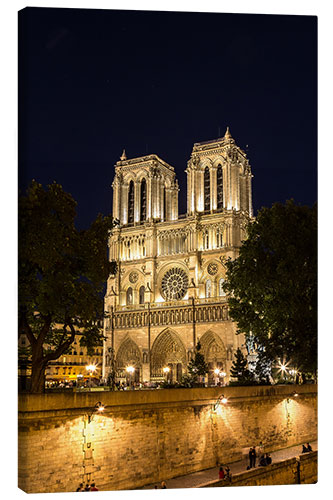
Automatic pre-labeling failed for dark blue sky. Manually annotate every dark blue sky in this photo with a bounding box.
[18,7,317,229]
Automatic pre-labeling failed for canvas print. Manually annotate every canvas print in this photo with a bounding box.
[18,7,317,493]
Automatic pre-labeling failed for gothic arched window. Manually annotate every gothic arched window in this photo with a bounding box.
[139,285,145,304]
[126,287,133,305]
[203,229,209,250]
[128,180,134,224]
[204,167,210,211]
[217,165,223,211]
[163,186,166,221]
[140,178,146,222]
[206,279,212,298]
[219,278,226,296]
[216,227,223,248]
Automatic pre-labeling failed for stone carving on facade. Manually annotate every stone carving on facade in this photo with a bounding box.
[199,330,227,363]
[150,329,187,378]
[207,262,218,276]
[129,271,139,284]
[116,337,141,371]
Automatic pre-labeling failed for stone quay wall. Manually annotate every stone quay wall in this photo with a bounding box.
[18,384,317,493]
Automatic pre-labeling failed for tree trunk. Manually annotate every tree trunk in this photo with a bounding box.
[30,355,48,393]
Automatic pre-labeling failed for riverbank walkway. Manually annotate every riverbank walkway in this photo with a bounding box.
[142,440,317,489]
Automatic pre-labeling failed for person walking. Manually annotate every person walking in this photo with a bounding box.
[90,483,98,491]
[161,481,167,489]
[218,466,225,480]
[224,465,231,482]
[76,483,84,492]
[84,484,90,491]
[306,443,313,452]
[248,447,253,468]
[249,446,257,468]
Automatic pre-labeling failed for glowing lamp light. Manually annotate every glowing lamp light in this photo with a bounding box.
[88,401,105,423]
[214,368,220,375]
[86,364,97,372]
[220,371,227,378]
[126,366,135,374]
[163,367,170,374]
[280,365,286,372]
[214,394,228,411]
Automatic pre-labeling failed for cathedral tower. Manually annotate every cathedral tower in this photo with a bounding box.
[112,153,179,225]
[186,127,253,216]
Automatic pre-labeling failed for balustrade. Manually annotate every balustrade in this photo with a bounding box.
[109,299,229,330]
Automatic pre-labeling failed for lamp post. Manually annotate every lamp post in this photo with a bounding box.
[214,368,220,386]
[126,365,135,388]
[163,366,170,383]
[220,371,227,386]
[87,401,105,423]
[85,364,97,387]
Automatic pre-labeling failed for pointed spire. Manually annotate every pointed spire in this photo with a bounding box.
[120,149,127,161]
[224,126,232,139]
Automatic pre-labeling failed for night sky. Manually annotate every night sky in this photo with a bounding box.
[18,7,317,230]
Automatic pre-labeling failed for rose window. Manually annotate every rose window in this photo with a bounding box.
[207,262,218,276]
[161,268,189,301]
[129,271,139,284]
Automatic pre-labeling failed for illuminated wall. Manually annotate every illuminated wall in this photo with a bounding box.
[18,385,317,493]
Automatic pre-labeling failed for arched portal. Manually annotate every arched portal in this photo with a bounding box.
[150,328,186,382]
[116,337,142,382]
[199,330,227,385]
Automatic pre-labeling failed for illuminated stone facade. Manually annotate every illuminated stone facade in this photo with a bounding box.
[103,128,253,384]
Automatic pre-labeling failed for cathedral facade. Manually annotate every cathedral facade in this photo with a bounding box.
[103,128,253,385]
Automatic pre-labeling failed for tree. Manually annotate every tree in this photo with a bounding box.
[229,348,254,384]
[224,200,317,376]
[186,341,209,385]
[18,181,119,392]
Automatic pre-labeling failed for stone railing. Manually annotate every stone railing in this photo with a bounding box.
[111,299,229,329]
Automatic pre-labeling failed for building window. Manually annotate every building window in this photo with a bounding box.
[127,287,133,305]
[206,279,212,298]
[216,227,223,248]
[217,165,223,211]
[203,229,209,250]
[128,180,134,224]
[140,178,146,222]
[139,285,145,304]
[204,167,210,211]
[163,186,166,220]
[219,278,226,296]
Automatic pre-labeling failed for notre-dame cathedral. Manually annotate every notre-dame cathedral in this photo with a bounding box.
[102,128,253,385]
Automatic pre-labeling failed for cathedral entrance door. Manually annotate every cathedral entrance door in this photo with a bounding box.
[176,363,182,382]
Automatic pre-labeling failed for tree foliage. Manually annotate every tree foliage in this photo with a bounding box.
[18,180,118,392]
[185,341,209,385]
[229,348,254,384]
[224,200,317,375]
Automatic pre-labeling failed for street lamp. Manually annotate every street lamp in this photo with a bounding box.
[88,401,105,423]
[126,365,135,387]
[220,371,226,386]
[163,366,170,382]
